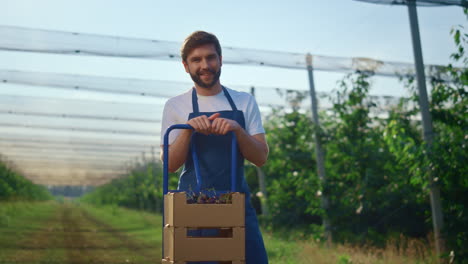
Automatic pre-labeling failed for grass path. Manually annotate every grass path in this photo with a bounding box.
[0,201,65,263]
[0,201,161,264]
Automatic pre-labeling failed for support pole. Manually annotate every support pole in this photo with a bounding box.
[306,54,332,246]
[407,0,444,258]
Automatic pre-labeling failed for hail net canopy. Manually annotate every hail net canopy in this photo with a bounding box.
[0,25,464,186]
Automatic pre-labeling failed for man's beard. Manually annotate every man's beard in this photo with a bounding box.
[190,68,221,89]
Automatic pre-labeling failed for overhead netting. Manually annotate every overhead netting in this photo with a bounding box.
[0,26,461,82]
[0,25,461,186]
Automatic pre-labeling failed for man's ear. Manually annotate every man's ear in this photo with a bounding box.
[182,60,189,73]
[219,55,223,67]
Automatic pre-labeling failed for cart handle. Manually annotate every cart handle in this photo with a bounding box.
[163,124,238,194]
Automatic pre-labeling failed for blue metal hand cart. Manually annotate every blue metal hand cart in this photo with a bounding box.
[161,124,245,264]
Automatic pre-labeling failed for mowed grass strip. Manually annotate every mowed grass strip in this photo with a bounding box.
[59,202,147,264]
[79,203,162,262]
[0,201,162,264]
[54,201,161,264]
[0,201,66,263]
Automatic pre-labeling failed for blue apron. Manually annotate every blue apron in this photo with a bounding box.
[178,87,268,264]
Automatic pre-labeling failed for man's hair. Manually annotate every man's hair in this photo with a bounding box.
[181,31,222,62]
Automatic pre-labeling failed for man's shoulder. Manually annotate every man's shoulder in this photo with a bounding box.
[224,87,253,102]
[166,88,192,106]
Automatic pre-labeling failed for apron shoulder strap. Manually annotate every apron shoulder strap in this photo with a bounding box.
[191,88,200,113]
[222,86,238,111]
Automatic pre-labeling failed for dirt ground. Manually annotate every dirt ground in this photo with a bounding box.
[0,203,160,264]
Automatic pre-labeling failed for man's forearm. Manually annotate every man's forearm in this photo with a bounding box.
[234,129,269,167]
[161,129,193,172]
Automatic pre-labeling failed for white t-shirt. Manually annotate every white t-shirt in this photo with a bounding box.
[160,87,265,145]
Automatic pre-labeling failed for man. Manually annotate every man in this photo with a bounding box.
[160,31,269,264]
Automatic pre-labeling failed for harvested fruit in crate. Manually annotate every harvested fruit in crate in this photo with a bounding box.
[186,191,234,204]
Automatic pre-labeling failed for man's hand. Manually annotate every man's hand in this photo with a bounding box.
[211,117,241,135]
[187,113,220,135]
[173,112,267,168]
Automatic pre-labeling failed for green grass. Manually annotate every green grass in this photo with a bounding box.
[0,201,65,263]
[0,200,56,227]
[0,200,57,243]
[80,202,163,246]
[0,201,436,263]
[262,231,302,263]
[1,200,162,263]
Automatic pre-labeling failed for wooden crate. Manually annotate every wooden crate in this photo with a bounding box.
[162,192,245,263]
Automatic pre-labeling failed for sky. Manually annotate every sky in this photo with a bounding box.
[0,0,466,185]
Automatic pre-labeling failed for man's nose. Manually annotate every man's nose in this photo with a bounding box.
[200,58,209,69]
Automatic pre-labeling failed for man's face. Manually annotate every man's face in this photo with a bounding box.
[183,44,222,90]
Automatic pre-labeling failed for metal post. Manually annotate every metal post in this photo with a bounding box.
[306,53,332,246]
[407,0,444,258]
